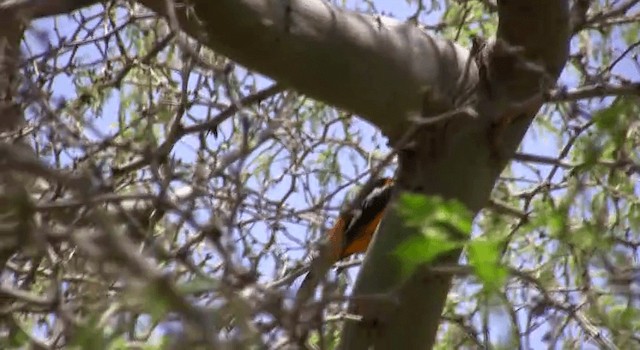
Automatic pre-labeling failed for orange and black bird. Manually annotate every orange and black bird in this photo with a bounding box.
[299,177,395,290]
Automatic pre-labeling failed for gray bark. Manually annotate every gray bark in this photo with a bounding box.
[138,0,478,143]
[340,2,570,349]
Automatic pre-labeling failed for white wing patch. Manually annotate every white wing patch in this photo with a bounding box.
[345,181,392,233]
[345,209,362,233]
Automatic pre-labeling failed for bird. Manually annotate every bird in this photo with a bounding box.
[300,177,395,289]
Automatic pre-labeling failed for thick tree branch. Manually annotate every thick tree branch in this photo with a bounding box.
[139,0,478,142]
[339,1,571,349]
[0,11,33,340]
[0,0,99,18]
[0,6,24,132]
[494,0,570,98]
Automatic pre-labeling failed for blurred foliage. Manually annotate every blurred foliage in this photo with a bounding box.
[0,0,638,349]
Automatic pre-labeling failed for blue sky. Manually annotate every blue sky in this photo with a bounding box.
[23,0,639,347]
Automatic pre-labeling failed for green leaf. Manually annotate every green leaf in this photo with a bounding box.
[176,277,218,295]
[107,337,129,350]
[394,231,462,278]
[394,193,472,278]
[397,193,472,236]
[8,324,30,348]
[69,315,109,349]
[397,193,439,227]
[467,239,508,293]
